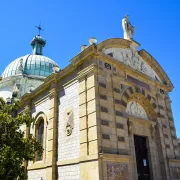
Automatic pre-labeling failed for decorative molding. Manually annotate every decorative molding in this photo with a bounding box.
[139,49,173,91]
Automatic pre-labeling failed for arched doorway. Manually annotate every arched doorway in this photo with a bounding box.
[122,90,159,180]
[126,100,151,180]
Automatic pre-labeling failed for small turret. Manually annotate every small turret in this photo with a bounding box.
[31,35,46,55]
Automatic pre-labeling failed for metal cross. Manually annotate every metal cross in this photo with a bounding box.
[35,25,44,36]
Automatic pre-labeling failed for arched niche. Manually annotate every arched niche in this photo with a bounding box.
[120,86,158,121]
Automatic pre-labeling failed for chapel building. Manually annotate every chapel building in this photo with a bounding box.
[1,18,180,180]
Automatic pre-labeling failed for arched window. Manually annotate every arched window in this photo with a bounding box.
[36,119,44,161]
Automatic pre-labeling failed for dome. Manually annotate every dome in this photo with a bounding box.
[2,34,60,79]
[2,54,59,79]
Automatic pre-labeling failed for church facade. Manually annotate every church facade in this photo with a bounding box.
[1,19,180,180]
[19,37,180,180]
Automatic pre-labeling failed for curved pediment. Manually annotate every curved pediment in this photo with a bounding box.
[97,38,173,90]
[139,49,173,89]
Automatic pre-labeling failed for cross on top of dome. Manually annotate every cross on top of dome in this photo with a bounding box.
[31,25,46,55]
[35,25,44,36]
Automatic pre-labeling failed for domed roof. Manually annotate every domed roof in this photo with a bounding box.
[2,34,60,79]
[2,54,59,79]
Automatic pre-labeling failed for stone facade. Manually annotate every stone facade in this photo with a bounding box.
[20,38,180,180]
[58,165,79,180]
[58,81,80,161]
[28,169,46,180]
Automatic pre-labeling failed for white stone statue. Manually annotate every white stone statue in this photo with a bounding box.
[65,110,73,136]
[122,15,135,40]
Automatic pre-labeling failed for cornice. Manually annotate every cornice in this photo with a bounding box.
[20,38,174,105]
[21,63,97,105]
[128,115,156,126]
[70,44,97,65]
[169,159,180,163]
[139,49,173,91]
[96,52,170,91]
[97,38,132,51]
[77,64,97,81]
[96,38,173,91]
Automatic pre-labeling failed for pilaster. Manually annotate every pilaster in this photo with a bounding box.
[78,66,99,180]
[46,82,58,180]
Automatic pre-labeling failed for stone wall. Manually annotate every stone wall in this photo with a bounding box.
[28,169,46,180]
[32,98,50,119]
[58,81,80,161]
[58,164,79,180]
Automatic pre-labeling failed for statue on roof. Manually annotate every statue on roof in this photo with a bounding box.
[122,15,135,40]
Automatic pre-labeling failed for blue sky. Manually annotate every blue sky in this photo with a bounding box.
[0,0,180,135]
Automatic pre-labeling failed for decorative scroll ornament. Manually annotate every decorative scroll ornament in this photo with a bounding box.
[65,110,73,136]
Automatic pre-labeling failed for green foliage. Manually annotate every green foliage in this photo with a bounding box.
[0,98,43,180]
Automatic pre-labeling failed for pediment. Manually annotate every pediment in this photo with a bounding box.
[103,47,162,82]
[97,38,173,90]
